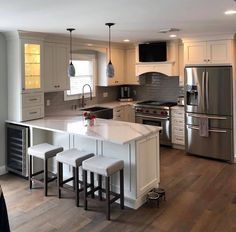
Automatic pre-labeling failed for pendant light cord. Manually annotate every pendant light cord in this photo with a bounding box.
[70,30,72,63]
[109,25,111,62]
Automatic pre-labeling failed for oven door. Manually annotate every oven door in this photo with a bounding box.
[135,115,170,145]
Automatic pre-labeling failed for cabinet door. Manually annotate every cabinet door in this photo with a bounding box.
[44,43,70,92]
[108,48,125,85]
[207,40,232,64]
[55,44,70,91]
[125,49,139,85]
[184,41,207,65]
[44,43,55,92]
[22,41,43,92]
[178,44,184,86]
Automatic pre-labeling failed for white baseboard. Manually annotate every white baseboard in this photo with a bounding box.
[0,165,7,175]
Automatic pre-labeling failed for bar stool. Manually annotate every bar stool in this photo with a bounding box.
[82,156,124,220]
[56,148,94,207]
[28,143,63,196]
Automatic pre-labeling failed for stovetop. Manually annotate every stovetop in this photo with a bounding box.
[136,101,177,108]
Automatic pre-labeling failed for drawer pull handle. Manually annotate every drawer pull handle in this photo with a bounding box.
[29,98,37,101]
[29,111,37,115]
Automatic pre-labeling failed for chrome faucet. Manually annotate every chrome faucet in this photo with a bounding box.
[81,84,92,108]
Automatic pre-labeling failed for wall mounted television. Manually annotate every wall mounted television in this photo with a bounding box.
[139,42,167,62]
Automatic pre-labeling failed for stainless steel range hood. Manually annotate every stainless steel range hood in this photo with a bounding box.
[136,61,176,76]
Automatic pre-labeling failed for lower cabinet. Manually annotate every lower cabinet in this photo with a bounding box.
[22,92,44,121]
[171,106,185,147]
[113,105,135,122]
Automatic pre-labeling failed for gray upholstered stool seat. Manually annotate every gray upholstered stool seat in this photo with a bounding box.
[28,143,63,196]
[56,148,94,167]
[82,156,124,220]
[56,148,94,207]
[28,143,63,159]
[82,156,124,176]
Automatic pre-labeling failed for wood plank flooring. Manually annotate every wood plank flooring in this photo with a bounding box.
[1,147,236,232]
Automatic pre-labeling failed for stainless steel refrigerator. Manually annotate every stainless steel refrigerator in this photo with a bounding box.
[185,66,233,162]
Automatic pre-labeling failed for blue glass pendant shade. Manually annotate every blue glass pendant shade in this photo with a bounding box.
[68,61,75,77]
[106,60,114,78]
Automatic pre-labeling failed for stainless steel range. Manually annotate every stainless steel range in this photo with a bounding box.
[134,101,177,145]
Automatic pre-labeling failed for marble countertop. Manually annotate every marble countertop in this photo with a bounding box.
[8,116,161,145]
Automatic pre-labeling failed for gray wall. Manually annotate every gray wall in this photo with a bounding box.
[0,33,7,169]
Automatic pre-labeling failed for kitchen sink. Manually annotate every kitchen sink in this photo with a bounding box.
[82,106,109,112]
[81,106,113,119]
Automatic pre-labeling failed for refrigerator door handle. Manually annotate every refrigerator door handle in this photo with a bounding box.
[206,71,209,111]
[201,71,205,111]
[187,113,227,120]
[187,125,227,133]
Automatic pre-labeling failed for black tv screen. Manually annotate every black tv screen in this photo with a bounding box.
[139,42,167,62]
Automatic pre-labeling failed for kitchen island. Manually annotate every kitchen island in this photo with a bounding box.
[8,116,161,209]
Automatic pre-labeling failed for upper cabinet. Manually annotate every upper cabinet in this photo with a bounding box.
[184,39,234,65]
[44,42,70,92]
[124,48,139,85]
[97,47,125,86]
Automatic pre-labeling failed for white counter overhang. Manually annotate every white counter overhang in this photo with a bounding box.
[7,116,162,145]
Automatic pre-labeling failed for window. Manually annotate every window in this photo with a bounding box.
[64,54,96,101]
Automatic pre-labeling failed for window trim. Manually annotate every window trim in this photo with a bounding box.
[64,53,97,101]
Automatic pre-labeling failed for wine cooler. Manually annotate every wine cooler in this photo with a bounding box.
[6,123,30,177]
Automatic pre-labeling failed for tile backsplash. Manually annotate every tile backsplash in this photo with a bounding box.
[45,73,181,115]
[133,73,180,102]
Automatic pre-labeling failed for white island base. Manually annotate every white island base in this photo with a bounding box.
[11,117,161,209]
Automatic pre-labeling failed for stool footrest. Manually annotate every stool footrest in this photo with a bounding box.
[31,170,44,177]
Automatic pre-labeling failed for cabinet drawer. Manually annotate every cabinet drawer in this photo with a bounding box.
[22,93,44,107]
[172,110,184,118]
[172,125,185,136]
[172,118,185,125]
[22,106,44,121]
[172,135,185,145]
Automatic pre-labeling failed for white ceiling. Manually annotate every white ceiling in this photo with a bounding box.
[0,0,236,43]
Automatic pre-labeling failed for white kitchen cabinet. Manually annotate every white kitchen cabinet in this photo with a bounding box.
[98,47,125,86]
[5,31,45,121]
[125,48,139,85]
[113,104,135,122]
[178,44,184,86]
[184,39,233,65]
[44,42,70,92]
[171,106,185,148]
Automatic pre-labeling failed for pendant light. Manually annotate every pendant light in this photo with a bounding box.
[105,23,115,78]
[67,28,75,77]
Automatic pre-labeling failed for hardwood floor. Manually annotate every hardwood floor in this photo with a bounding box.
[1,147,236,232]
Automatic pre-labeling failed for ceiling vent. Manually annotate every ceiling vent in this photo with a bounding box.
[159,28,180,34]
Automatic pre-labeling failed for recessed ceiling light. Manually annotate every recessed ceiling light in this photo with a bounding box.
[224,10,236,15]
[87,43,93,46]
[170,34,177,38]
[123,39,130,42]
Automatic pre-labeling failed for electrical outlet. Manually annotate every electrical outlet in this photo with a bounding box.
[46,99,50,106]
[103,92,108,97]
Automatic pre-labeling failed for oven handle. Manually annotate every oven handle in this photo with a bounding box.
[135,114,169,120]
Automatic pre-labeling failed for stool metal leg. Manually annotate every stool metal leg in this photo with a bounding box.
[57,162,62,198]
[44,158,48,196]
[90,172,94,199]
[120,169,124,210]
[83,170,88,210]
[106,176,110,220]
[29,155,32,189]
[75,167,79,207]
[98,174,102,201]
[73,167,76,191]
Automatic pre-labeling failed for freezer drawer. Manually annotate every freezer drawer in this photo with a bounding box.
[186,125,233,161]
